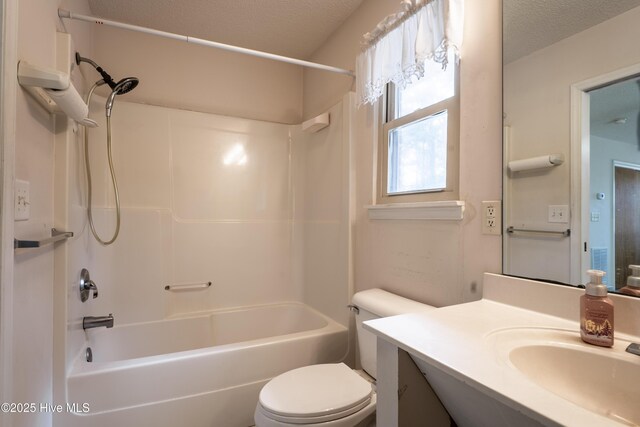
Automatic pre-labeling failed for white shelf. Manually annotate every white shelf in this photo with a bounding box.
[366,201,465,220]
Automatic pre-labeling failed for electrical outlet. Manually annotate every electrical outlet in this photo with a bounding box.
[15,179,30,221]
[482,200,501,235]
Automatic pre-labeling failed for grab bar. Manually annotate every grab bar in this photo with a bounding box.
[506,226,570,237]
[14,228,74,249]
[164,282,212,292]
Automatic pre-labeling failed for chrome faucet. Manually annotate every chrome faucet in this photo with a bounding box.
[83,314,114,330]
[79,268,99,302]
[627,343,640,356]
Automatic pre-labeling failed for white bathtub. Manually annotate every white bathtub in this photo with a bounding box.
[61,302,347,427]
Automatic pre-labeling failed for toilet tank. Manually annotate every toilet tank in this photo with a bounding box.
[352,289,434,379]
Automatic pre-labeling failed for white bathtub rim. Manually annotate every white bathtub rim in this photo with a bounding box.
[71,323,345,377]
[70,302,346,376]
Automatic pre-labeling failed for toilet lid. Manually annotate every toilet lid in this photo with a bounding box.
[259,363,373,422]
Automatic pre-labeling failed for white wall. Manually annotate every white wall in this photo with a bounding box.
[590,135,640,288]
[303,0,502,306]
[75,101,297,324]
[12,1,93,427]
[504,5,640,283]
[58,94,352,370]
[293,95,354,328]
[89,25,303,124]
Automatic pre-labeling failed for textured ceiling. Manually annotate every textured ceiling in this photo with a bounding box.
[87,0,365,59]
[503,0,640,64]
[591,76,640,144]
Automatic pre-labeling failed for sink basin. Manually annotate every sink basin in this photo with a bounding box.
[510,344,639,425]
[487,328,640,426]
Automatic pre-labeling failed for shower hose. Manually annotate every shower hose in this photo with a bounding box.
[84,81,121,245]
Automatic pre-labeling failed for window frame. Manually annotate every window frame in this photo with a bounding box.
[377,62,460,204]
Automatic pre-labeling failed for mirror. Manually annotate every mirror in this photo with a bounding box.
[503,0,640,295]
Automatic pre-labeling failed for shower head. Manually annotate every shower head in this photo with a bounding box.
[75,52,139,95]
[106,77,139,117]
[113,77,139,95]
[76,53,139,118]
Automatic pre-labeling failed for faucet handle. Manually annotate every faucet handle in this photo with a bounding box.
[79,268,99,302]
[627,343,640,357]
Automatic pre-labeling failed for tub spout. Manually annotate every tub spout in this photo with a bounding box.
[83,314,114,330]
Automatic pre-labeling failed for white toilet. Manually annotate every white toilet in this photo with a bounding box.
[254,288,434,426]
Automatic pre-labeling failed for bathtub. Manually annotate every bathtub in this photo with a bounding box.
[61,302,347,427]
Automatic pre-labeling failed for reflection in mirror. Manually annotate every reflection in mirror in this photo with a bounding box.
[503,0,640,296]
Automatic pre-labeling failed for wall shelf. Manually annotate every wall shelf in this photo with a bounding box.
[14,228,73,249]
[366,201,465,220]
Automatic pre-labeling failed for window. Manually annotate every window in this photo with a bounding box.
[378,56,459,203]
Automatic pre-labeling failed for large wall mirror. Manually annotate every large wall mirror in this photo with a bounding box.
[503,0,640,296]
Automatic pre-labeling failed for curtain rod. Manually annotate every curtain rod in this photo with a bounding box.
[58,9,355,77]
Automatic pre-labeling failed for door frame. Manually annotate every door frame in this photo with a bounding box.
[0,0,18,421]
[612,161,640,289]
[570,63,640,285]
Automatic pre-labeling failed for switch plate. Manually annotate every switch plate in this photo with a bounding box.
[15,179,30,221]
[482,201,501,235]
[548,205,569,223]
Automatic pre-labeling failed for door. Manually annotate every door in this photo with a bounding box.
[614,165,640,289]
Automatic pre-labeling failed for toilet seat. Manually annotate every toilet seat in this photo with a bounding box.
[258,363,373,424]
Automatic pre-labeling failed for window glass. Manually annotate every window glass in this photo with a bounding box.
[387,110,448,194]
[394,56,455,119]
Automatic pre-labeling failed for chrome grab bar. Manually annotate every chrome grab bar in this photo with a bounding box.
[164,282,212,292]
[506,226,570,237]
[14,228,73,249]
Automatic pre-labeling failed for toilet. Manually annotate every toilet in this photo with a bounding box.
[254,288,434,426]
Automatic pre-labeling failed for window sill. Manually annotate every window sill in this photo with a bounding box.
[366,201,465,220]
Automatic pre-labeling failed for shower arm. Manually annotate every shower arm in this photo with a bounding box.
[58,9,355,77]
[76,53,117,89]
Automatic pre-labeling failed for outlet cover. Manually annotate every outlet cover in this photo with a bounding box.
[482,200,501,235]
[15,179,30,221]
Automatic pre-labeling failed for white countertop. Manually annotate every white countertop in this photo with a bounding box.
[364,274,640,427]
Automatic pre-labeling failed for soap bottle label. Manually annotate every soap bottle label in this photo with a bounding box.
[580,310,613,346]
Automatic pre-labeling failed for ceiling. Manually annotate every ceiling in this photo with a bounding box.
[503,0,640,64]
[590,76,640,144]
[87,0,365,59]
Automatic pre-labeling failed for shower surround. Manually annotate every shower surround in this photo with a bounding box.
[52,93,354,426]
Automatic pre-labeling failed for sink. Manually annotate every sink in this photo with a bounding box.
[488,328,640,426]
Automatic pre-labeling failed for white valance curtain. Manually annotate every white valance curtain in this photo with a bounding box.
[356,0,464,106]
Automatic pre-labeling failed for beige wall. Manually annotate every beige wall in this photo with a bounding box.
[13,1,93,426]
[504,5,640,284]
[304,0,503,306]
[89,25,303,124]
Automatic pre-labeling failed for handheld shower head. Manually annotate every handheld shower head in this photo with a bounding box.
[106,77,139,117]
[114,77,139,95]
[76,53,140,117]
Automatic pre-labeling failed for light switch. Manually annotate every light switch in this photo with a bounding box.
[591,211,600,222]
[548,205,569,223]
[15,179,30,221]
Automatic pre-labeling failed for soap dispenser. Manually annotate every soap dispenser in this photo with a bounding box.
[619,265,640,297]
[580,269,614,347]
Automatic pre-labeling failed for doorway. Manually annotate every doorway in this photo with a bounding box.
[614,163,640,288]
[585,74,640,289]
